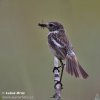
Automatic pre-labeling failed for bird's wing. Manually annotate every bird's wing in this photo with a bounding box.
[48,30,70,58]
[51,30,70,48]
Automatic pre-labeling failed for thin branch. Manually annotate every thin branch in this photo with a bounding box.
[51,57,62,100]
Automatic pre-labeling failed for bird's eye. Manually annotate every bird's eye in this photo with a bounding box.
[49,24,53,27]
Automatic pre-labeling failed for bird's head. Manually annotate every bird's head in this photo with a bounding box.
[38,22,64,31]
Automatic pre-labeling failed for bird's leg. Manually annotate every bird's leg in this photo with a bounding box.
[59,59,65,88]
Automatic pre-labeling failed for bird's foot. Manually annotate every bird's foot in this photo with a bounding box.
[54,81,63,89]
[53,66,61,73]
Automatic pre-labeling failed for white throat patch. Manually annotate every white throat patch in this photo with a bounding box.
[48,30,59,35]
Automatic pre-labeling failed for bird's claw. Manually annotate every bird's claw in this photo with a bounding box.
[53,66,61,73]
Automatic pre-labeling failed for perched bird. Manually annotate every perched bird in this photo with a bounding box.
[38,22,88,80]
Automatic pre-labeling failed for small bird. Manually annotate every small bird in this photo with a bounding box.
[38,21,88,81]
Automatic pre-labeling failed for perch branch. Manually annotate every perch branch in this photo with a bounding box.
[51,56,62,100]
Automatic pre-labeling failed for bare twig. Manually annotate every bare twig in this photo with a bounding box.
[51,57,62,100]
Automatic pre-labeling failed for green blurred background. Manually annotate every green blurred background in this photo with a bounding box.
[0,0,100,100]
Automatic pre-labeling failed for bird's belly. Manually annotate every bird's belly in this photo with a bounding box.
[49,45,64,60]
[49,46,57,56]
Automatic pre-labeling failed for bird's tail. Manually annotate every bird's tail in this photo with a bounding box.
[66,55,88,79]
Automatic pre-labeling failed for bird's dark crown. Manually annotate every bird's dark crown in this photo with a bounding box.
[47,22,64,31]
[38,22,64,31]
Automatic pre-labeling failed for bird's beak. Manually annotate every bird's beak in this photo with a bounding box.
[38,23,47,28]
